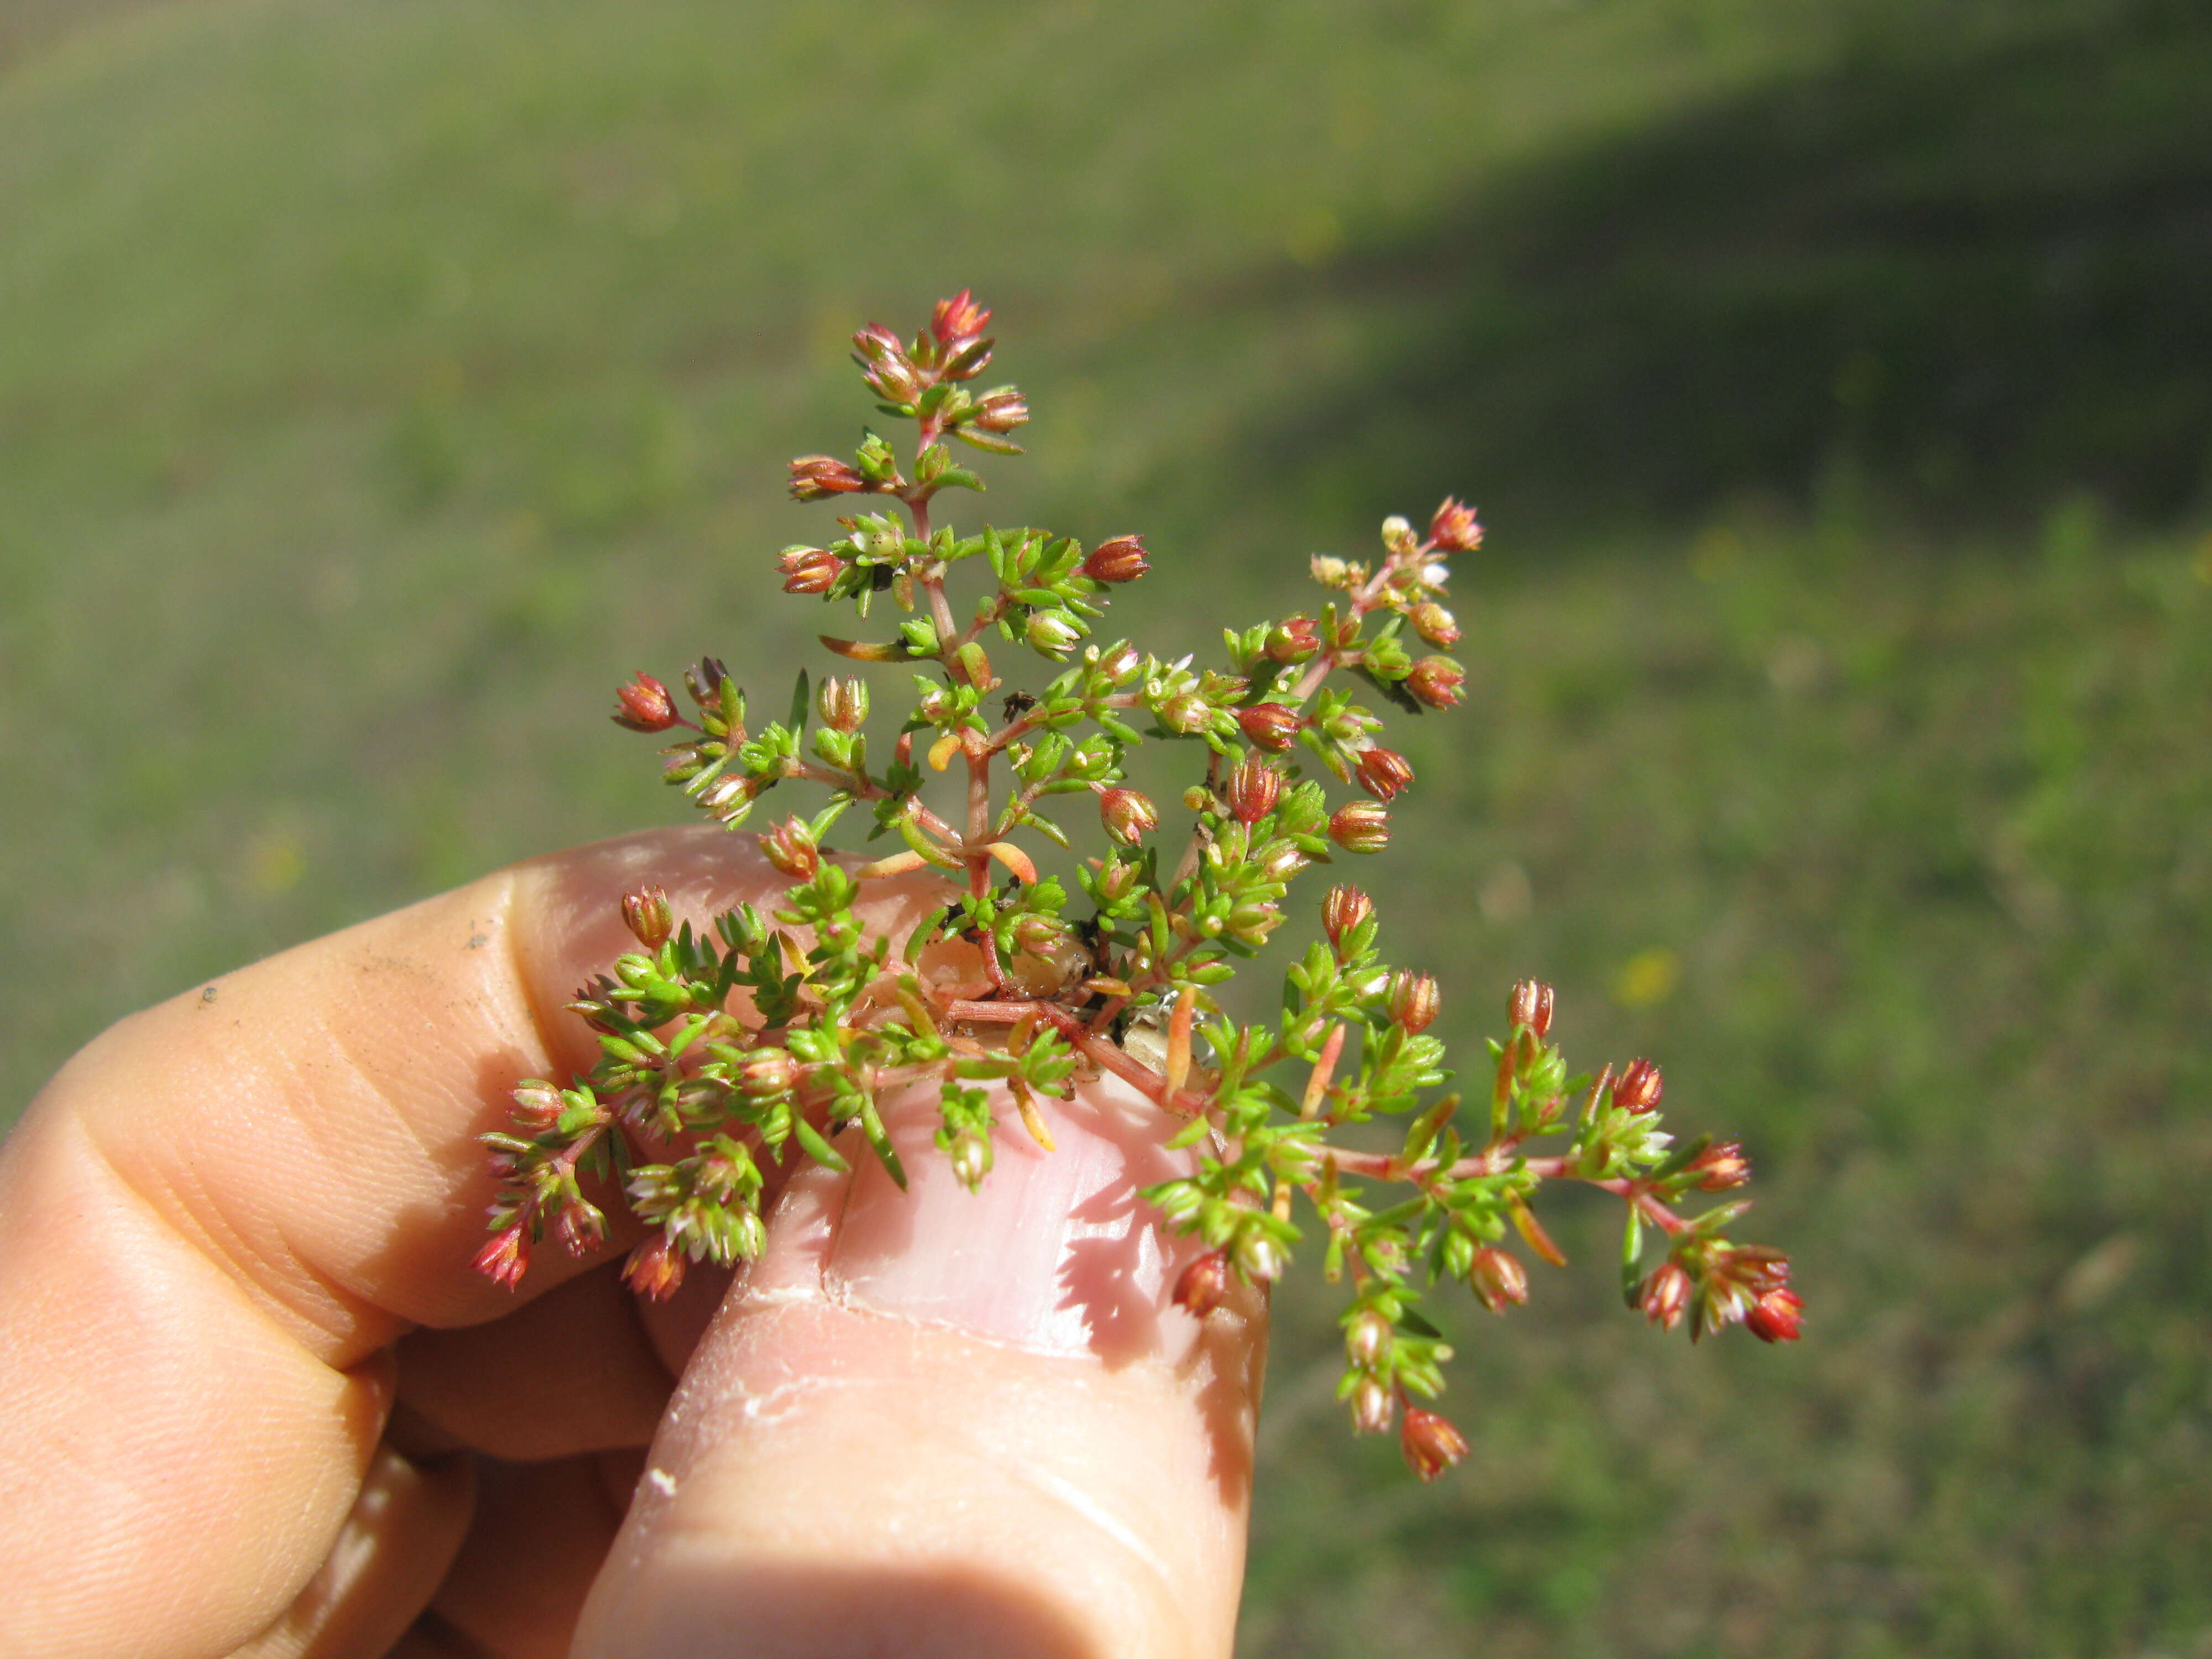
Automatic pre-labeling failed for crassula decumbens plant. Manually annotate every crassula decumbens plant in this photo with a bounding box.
[472,290,1802,1482]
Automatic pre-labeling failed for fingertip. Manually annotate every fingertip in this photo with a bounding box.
[568,1074,1266,1659]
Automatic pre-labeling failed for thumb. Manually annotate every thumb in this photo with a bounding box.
[569,1069,1267,1659]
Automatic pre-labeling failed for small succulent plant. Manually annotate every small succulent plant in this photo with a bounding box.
[475,291,1800,1480]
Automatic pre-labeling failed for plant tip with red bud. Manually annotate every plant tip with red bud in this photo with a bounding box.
[932,289,991,346]
[1389,969,1440,1033]
[1236,1230,1287,1285]
[613,671,677,732]
[622,885,673,950]
[509,1079,565,1132]
[1238,702,1303,752]
[623,1235,686,1301]
[1329,801,1391,853]
[1690,1141,1751,1191]
[788,455,866,499]
[1640,1261,1693,1331]
[1401,1407,1471,1481]
[1429,497,1483,552]
[1406,656,1466,708]
[472,1225,530,1291]
[759,817,820,880]
[738,1047,797,1099]
[779,545,843,593]
[972,388,1029,431]
[1173,1250,1232,1318]
[1614,1057,1663,1114]
[1099,787,1158,845]
[1746,1286,1806,1343]
[1323,884,1374,948]
[1507,979,1554,1039]
[1225,758,1282,824]
[1081,534,1149,583]
[1469,1246,1530,1311]
[1345,1309,1392,1368]
[1265,615,1322,664]
[1409,601,1461,647]
[1354,746,1415,802]
[1349,1376,1396,1435]
[816,675,869,732]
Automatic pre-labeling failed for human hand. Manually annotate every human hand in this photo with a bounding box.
[0,827,1264,1658]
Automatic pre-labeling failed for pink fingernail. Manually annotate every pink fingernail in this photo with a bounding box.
[753,1073,1210,1365]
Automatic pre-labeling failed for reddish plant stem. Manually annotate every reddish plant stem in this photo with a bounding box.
[940,997,1202,1115]
[790,760,962,846]
[983,692,1140,755]
[1169,751,1224,893]
[1319,1146,1692,1235]
[1286,533,1441,706]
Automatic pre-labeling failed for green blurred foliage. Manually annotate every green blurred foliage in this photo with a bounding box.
[2,0,2208,1653]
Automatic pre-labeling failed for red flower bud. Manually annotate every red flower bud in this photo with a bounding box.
[1388,969,1440,1034]
[1354,745,1415,802]
[612,671,677,732]
[1345,1308,1392,1368]
[1323,884,1374,948]
[1026,608,1084,655]
[1428,496,1483,553]
[472,1224,530,1291]
[1469,1245,1530,1312]
[948,1134,990,1191]
[697,773,754,817]
[621,885,674,950]
[623,1234,686,1302]
[1097,641,1142,682]
[1173,1250,1232,1318]
[1081,534,1149,583]
[932,289,992,346]
[779,545,844,593]
[509,1079,565,1132]
[1689,1141,1751,1191]
[1614,1057,1663,1114]
[851,322,903,361]
[738,1046,797,1099]
[1409,601,1461,648]
[1349,1375,1396,1436]
[554,1200,608,1256]
[1640,1261,1693,1331]
[787,455,866,500]
[859,352,922,406]
[1099,787,1158,846]
[1406,655,1466,709]
[1235,1229,1286,1285]
[1225,757,1282,824]
[1265,615,1322,664]
[1746,1286,1805,1344]
[1238,702,1303,752]
[972,388,1029,431]
[758,817,820,880]
[815,674,869,732]
[1159,691,1212,734]
[1507,979,1554,1039]
[1329,801,1391,853]
[683,655,728,706]
[1400,1406,1470,1481]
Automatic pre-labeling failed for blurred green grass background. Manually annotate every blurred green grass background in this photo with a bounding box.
[3,0,2208,1652]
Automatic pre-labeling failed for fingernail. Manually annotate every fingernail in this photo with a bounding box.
[751,1072,1210,1364]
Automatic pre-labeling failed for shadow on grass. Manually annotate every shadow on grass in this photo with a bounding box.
[1249,0,2212,540]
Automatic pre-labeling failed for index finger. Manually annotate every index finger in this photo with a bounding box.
[0,827,941,1659]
